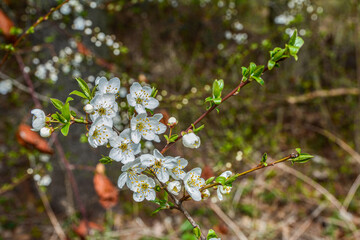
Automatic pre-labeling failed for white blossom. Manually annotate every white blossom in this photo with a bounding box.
[182,132,201,149]
[109,128,141,164]
[202,189,211,199]
[126,82,159,114]
[168,157,188,180]
[90,94,118,126]
[167,181,181,195]
[130,113,166,144]
[130,175,156,202]
[96,77,121,95]
[183,168,205,201]
[31,109,46,131]
[88,118,114,148]
[140,149,177,183]
[40,127,52,138]
[217,171,233,201]
[117,159,145,189]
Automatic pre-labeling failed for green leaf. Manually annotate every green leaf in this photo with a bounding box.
[151,87,158,98]
[288,29,298,46]
[99,156,113,164]
[164,135,170,142]
[291,153,314,163]
[65,97,74,104]
[55,112,67,123]
[253,65,265,77]
[296,148,302,154]
[294,36,304,48]
[61,102,70,121]
[273,48,287,61]
[252,76,264,86]
[192,124,205,133]
[261,153,268,165]
[51,113,60,121]
[151,207,163,215]
[212,79,224,99]
[75,77,91,99]
[249,62,256,73]
[193,227,201,238]
[205,177,215,184]
[70,90,88,99]
[224,175,237,186]
[215,176,226,185]
[169,134,179,142]
[213,97,222,105]
[268,60,276,70]
[241,66,248,77]
[207,229,218,239]
[50,98,64,111]
[61,123,70,136]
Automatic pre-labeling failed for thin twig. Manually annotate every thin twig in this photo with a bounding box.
[0,0,70,69]
[287,88,359,104]
[160,59,284,154]
[180,155,292,202]
[0,173,31,195]
[343,174,360,209]
[209,202,248,240]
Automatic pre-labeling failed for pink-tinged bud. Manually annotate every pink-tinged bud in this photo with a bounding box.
[167,117,177,126]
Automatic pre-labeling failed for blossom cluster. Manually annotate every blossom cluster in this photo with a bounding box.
[31,77,232,204]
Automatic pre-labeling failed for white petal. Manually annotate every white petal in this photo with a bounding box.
[143,85,152,95]
[144,98,159,110]
[186,186,202,201]
[117,172,128,189]
[146,189,156,201]
[126,94,136,106]
[140,154,155,166]
[153,149,164,159]
[135,104,146,114]
[130,82,142,95]
[131,130,141,144]
[155,123,167,134]
[109,148,124,162]
[95,76,107,85]
[133,192,145,202]
[157,168,169,183]
[108,77,120,94]
[220,171,232,179]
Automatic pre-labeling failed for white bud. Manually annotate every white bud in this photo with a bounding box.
[202,189,211,199]
[182,132,201,149]
[83,104,94,114]
[168,117,177,125]
[40,127,52,138]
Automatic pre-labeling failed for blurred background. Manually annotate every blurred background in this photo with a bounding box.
[0,0,359,239]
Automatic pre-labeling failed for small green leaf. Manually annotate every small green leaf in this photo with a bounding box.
[169,134,179,142]
[249,62,256,73]
[253,65,265,77]
[212,79,224,99]
[205,177,215,184]
[252,76,264,86]
[268,60,276,70]
[61,102,70,121]
[294,36,304,48]
[291,153,313,163]
[61,123,70,136]
[99,156,113,164]
[50,98,64,111]
[224,175,237,186]
[296,148,301,154]
[241,66,248,77]
[151,87,158,98]
[151,207,163,215]
[51,113,60,121]
[65,97,74,104]
[261,153,268,165]
[193,227,201,238]
[207,229,218,239]
[56,112,67,123]
[70,90,88,99]
[75,77,91,99]
[213,97,222,105]
[288,29,298,46]
[215,176,226,185]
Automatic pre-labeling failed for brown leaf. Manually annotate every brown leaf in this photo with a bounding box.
[158,109,170,126]
[0,9,16,41]
[73,220,104,238]
[213,223,229,235]
[93,164,118,209]
[16,124,53,154]
[201,165,213,180]
[76,41,92,56]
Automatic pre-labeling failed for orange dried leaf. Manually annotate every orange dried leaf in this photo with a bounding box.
[16,124,53,154]
[0,9,14,38]
[73,220,103,238]
[93,165,118,209]
[76,41,92,56]
[201,165,213,180]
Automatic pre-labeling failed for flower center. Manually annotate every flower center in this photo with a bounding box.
[141,183,149,190]
[136,122,144,131]
[136,98,143,104]
[92,129,99,138]
[119,143,128,151]
[98,107,106,115]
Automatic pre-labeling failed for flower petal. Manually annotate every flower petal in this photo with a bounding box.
[117,172,128,189]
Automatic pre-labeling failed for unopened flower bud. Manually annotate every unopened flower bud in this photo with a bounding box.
[40,127,52,138]
[168,117,177,126]
[182,132,201,149]
[83,104,94,114]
